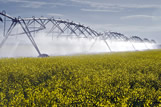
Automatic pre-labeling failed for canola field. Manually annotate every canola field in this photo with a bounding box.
[0,50,161,106]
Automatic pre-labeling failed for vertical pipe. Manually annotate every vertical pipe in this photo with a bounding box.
[103,39,112,52]
[129,40,136,51]
[143,42,149,49]
[89,38,97,50]
[3,15,6,37]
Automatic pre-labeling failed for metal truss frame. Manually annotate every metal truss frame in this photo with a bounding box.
[0,11,157,57]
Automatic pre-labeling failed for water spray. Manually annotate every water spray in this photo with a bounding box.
[0,10,158,57]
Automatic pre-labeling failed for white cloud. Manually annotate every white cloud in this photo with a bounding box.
[126,4,161,9]
[120,15,161,20]
[2,0,161,10]
[86,23,161,33]
[1,0,161,10]
[0,0,22,2]
[47,13,64,17]
[0,0,67,8]
[85,23,161,43]
[80,8,119,12]
[20,1,47,8]
[70,0,161,10]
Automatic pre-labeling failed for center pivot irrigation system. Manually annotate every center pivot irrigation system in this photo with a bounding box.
[0,11,157,57]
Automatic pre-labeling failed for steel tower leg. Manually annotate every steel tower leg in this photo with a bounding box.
[103,39,112,52]
[89,38,97,50]
[0,21,17,48]
[143,42,149,49]
[19,20,42,56]
[129,41,136,51]
[3,15,6,37]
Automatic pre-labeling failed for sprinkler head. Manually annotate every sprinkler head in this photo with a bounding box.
[38,54,49,57]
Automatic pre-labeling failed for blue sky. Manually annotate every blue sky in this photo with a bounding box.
[0,0,161,43]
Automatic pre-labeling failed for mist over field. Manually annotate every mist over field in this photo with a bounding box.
[0,32,157,58]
